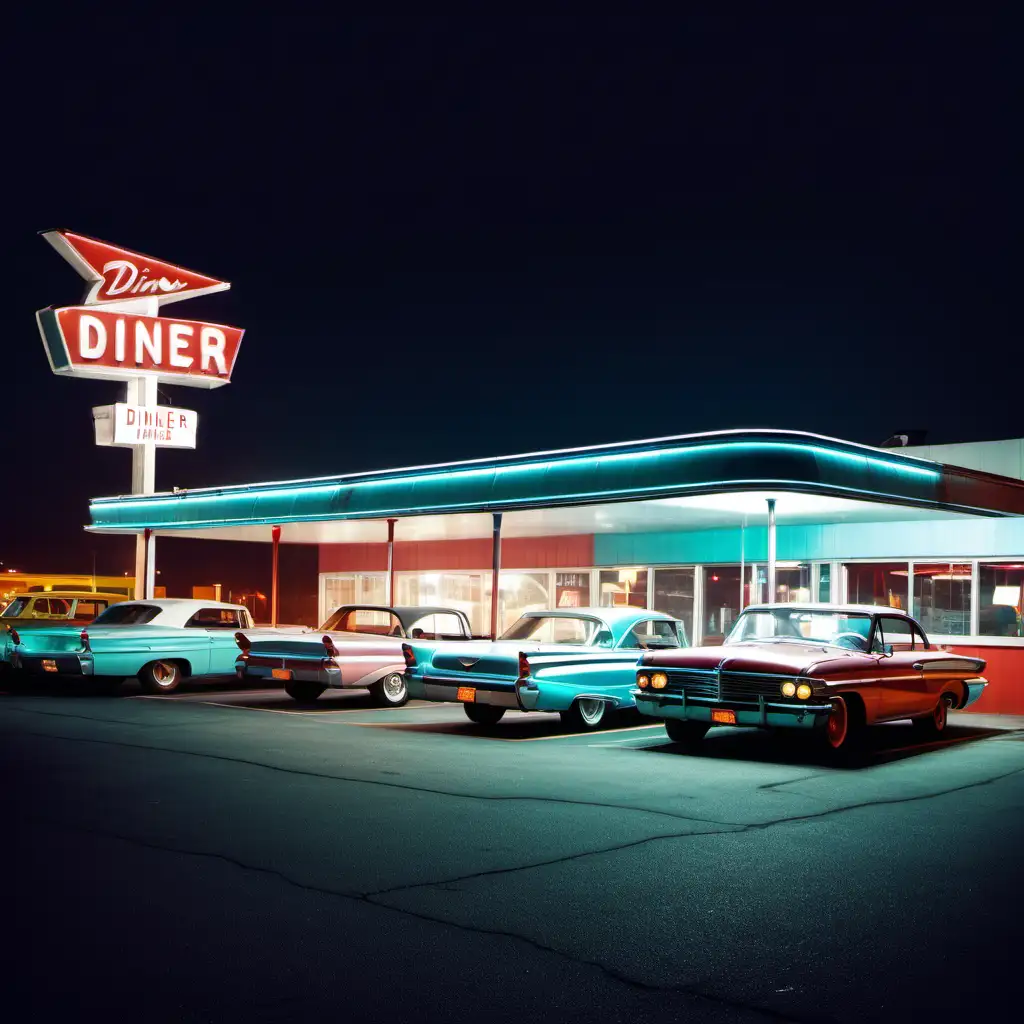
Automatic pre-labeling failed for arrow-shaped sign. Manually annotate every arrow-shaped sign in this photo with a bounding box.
[41,229,231,307]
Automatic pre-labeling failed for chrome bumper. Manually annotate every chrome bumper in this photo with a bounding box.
[11,653,94,677]
[962,678,988,709]
[407,675,522,709]
[237,655,341,687]
[632,689,830,729]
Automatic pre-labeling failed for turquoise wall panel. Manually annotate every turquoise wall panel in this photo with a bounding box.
[595,517,1024,565]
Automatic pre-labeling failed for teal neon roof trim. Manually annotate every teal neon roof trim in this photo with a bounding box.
[87,428,1022,533]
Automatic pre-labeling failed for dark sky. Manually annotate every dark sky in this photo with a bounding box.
[4,15,1019,584]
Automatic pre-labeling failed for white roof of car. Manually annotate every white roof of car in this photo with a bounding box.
[743,602,912,617]
[102,598,248,628]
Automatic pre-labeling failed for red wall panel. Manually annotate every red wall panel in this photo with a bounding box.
[948,645,1024,715]
[319,534,594,573]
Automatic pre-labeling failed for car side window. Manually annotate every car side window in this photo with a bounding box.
[408,612,464,639]
[75,601,104,619]
[877,616,916,652]
[620,620,683,650]
[185,608,242,629]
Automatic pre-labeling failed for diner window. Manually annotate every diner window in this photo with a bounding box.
[913,563,971,636]
[875,615,927,652]
[774,563,813,604]
[322,574,386,622]
[702,566,743,645]
[496,572,551,632]
[843,562,908,610]
[599,569,648,609]
[555,572,591,610]
[397,573,488,635]
[979,562,1024,637]
[653,567,695,629]
[817,564,832,602]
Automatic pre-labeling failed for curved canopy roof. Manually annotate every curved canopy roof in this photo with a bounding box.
[87,428,1024,537]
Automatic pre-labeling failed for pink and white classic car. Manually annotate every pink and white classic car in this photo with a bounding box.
[235,605,481,706]
[633,603,988,754]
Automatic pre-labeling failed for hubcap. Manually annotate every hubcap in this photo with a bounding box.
[153,662,176,687]
[935,697,947,730]
[383,673,405,701]
[578,698,604,725]
[827,698,848,748]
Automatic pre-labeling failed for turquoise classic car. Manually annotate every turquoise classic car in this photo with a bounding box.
[4,598,254,694]
[403,606,687,731]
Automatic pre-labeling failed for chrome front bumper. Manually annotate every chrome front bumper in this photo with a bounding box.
[633,689,830,729]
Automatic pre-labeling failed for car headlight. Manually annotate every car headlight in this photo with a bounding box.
[796,683,812,700]
[637,673,650,689]
[781,681,797,697]
[651,672,668,690]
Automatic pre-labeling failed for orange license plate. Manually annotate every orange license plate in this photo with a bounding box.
[42,659,58,673]
[272,668,293,681]
[711,709,737,724]
[457,686,476,702]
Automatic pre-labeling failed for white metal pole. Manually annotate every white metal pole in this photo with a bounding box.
[127,375,159,599]
[766,498,777,604]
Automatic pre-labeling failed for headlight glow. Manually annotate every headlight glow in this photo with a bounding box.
[651,672,668,690]
[781,681,797,697]
[637,673,650,689]
[796,683,812,700]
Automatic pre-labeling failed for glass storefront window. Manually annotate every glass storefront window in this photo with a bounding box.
[322,574,386,624]
[599,568,648,609]
[396,572,489,635]
[653,567,694,633]
[703,566,743,645]
[496,572,551,632]
[843,562,908,610]
[912,563,972,635]
[774,563,813,603]
[554,572,591,609]
[817,563,832,602]
[979,562,1024,637]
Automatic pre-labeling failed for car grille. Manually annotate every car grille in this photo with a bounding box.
[663,669,805,702]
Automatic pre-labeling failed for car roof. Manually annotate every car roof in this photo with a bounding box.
[519,606,676,622]
[8,591,127,600]
[111,598,248,611]
[742,602,913,617]
[330,605,469,622]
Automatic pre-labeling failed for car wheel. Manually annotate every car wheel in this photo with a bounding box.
[559,697,607,732]
[664,719,709,747]
[912,694,952,737]
[369,672,408,707]
[824,695,863,755]
[463,703,506,725]
[284,681,326,703]
[139,660,183,694]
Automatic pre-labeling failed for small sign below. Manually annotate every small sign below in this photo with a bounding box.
[93,403,198,449]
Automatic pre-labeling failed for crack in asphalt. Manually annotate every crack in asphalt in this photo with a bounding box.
[0,728,733,827]
[16,812,829,1024]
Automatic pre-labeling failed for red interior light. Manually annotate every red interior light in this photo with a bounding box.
[518,652,530,678]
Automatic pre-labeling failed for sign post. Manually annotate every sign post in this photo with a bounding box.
[37,231,244,599]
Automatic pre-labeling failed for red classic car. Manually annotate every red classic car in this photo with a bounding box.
[633,603,987,754]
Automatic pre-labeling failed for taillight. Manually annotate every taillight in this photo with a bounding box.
[518,652,530,678]
[402,643,416,668]
[9,627,21,645]
[80,630,90,651]
[234,631,251,654]
[323,635,339,657]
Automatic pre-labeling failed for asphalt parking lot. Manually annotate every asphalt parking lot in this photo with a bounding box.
[3,678,1024,1023]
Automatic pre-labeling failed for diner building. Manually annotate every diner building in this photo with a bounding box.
[85,429,1024,713]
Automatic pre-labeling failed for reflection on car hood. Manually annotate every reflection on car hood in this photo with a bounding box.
[642,641,868,676]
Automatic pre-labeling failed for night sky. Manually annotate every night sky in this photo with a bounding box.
[4,15,1019,593]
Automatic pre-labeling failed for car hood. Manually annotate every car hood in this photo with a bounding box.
[641,641,870,676]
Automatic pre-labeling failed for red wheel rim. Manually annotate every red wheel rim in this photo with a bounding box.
[827,698,848,748]
[934,697,948,731]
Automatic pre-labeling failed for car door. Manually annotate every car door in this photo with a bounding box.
[873,615,926,720]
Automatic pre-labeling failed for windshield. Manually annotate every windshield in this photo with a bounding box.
[2,597,31,617]
[499,615,613,646]
[321,607,402,636]
[91,604,162,626]
[727,608,875,651]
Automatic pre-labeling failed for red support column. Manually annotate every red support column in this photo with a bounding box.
[271,525,282,627]
[387,518,398,605]
[490,512,503,640]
